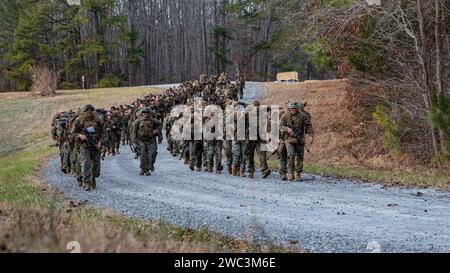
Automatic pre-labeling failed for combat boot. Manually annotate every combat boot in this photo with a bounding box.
[77,177,83,187]
[216,169,222,175]
[240,170,246,178]
[280,172,287,181]
[134,154,139,159]
[196,167,202,172]
[232,166,238,176]
[288,172,295,181]
[207,165,213,173]
[150,165,155,172]
[248,171,254,179]
[189,165,195,171]
[145,170,151,176]
[140,169,145,176]
[262,169,272,179]
[116,148,120,155]
[183,157,189,165]
[227,165,232,174]
[294,173,302,182]
[84,182,91,191]
[92,178,96,190]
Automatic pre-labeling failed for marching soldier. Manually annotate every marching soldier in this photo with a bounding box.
[71,104,108,191]
[280,102,314,182]
[244,100,271,179]
[132,108,162,176]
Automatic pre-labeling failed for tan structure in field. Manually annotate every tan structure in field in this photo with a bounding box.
[277,72,299,83]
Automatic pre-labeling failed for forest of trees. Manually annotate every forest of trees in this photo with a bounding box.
[0,0,449,163]
[0,0,340,92]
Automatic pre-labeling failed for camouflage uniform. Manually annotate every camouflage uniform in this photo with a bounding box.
[189,140,204,171]
[71,105,107,191]
[132,108,162,175]
[235,73,245,99]
[280,102,314,181]
[55,114,71,173]
[121,108,131,145]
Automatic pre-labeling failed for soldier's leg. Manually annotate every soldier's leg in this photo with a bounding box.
[257,143,268,171]
[202,142,208,171]
[286,141,296,181]
[138,141,149,175]
[207,142,215,172]
[183,141,190,163]
[189,141,196,170]
[91,148,101,189]
[279,145,288,180]
[93,148,101,178]
[294,144,305,181]
[75,147,82,185]
[70,146,77,175]
[80,146,93,190]
[239,141,247,176]
[215,141,223,173]
[231,141,241,175]
[225,140,233,173]
[149,138,158,172]
[245,141,256,175]
[257,142,271,178]
[121,129,126,145]
[115,131,121,153]
[58,143,64,170]
[61,142,70,173]
[195,141,203,170]
[109,134,117,156]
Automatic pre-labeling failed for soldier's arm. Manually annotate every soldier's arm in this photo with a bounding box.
[131,120,139,143]
[279,114,289,133]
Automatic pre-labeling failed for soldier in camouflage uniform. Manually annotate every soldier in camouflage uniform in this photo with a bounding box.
[204,110,223,174]
[243,100,271,179]
[231,103,248,177]
[54,113,71,173]
[71,105,108,191]
[121,105,132,145]
[132,108,162,176]
[280,102,314,182]
[235,72,245,99]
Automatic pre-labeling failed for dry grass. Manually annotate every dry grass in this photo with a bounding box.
[0,87,160,157]
[0,86,296,253]
[264,80,450,188]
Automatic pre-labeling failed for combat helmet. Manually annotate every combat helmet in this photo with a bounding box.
[83,104,95,112]
[252,100,261,107]
[288,102,302,109]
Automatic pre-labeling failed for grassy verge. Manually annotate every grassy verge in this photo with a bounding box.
[0,87,294,253]
[265,158,449,189]
[304,164,449,189]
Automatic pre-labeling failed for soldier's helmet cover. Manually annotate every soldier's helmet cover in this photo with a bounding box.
[252,100,261,107]
[141,108,152,114]
[83,104,95,112]
[288,102,302,109]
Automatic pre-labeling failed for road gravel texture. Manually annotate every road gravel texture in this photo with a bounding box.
[46,82,450,253]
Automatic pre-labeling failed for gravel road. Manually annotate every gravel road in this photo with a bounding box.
[45,82,450,253]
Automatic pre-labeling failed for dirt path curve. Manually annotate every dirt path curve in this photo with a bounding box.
[46,82,450,253]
